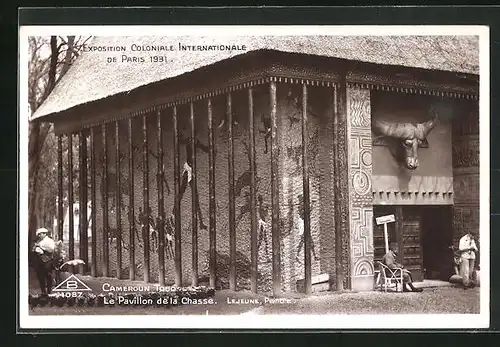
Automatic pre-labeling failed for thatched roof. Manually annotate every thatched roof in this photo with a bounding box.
[32,35,479,121]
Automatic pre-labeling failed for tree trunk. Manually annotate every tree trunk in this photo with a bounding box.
[28,35,77,248]
[28,121,41,248]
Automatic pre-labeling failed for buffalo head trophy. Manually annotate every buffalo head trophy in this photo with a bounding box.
[372,110,438,170]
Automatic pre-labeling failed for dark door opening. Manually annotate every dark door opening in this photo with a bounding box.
[421,206,454,280]
[373,205,453,283]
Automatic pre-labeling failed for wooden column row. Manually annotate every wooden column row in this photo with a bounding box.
[56,132,89,275]
[54,81,311,295]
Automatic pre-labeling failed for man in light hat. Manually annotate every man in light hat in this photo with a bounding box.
[33,228,56,258]
[31,227,58,294]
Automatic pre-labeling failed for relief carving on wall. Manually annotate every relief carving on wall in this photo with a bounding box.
[347,87,374,278]
[279,86,322,269]
[371,109,438,170]
[452,102,479,242]
[453,108,479,137]
[452,137,479,168]
[453,174,480,203]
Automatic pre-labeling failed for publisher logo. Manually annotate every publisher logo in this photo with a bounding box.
[53,274,92,293]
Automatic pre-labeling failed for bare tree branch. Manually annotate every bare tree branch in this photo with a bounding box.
[28,35,87,246]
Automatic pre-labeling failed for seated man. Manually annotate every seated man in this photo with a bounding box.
[382,244,423,292]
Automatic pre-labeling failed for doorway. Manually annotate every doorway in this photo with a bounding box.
[373,205,453,282]
[421,206,454,280]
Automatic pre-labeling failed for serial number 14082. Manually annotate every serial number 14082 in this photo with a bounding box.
[53,291,84,298]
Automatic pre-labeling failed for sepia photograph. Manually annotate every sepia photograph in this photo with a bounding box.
[18,24,489,330]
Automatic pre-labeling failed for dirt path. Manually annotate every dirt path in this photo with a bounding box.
[28,272,479,315]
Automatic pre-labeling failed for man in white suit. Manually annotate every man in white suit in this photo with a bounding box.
[458,231,479,289]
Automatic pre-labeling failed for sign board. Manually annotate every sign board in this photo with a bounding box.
[376,214,395,225]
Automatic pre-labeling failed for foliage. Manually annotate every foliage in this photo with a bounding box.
[28,36,91,241]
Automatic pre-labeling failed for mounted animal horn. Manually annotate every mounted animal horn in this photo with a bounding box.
[372,109,438,170]
[420,109,438,138]
[372,119,417,139]
[372,109,438,140]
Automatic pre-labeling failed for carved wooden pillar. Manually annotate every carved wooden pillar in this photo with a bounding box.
[157,110,165,286]
[333,82,348,291]
[142,114,150,283]
[173,106,182,286]
[452,100,480,248]
[346,83,374,291]
[248,88,258,294]
[127,118,136,281]
[301,83,312,294]
[207,98,217,289]
[90,127,97,277]
[68,133,75,272]
[101,124,109,277]
[78,132,88,274]
[115,122,122,279]
[335,79,352,291]
[190,102,199,287]
[270,81,281,295]
[227,93,236,291]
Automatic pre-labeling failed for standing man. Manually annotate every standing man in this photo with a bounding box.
[33,227,56,259]
[31,227,57,294]
[458,231,479,289]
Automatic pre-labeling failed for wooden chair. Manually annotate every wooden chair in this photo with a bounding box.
[376,261,404,292]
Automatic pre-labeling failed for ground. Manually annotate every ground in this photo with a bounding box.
[28,270,480,316]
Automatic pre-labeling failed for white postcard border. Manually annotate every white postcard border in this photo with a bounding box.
[18,24,490,330]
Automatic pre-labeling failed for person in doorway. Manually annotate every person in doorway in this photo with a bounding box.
[382,244,423,292]
[458,230,479,289]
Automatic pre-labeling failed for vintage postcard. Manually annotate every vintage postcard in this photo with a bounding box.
[19,24,490,330]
